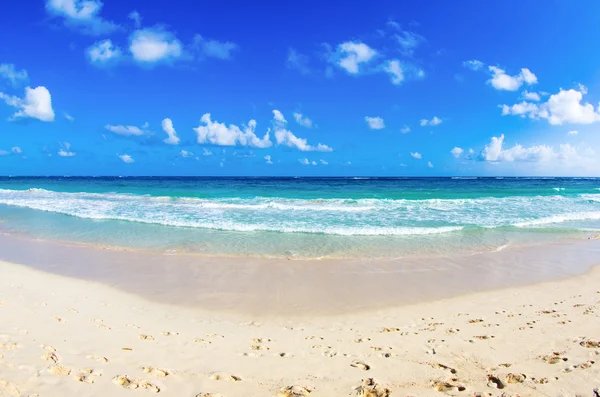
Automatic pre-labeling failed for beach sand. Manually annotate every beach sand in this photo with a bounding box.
[1,259,599,396]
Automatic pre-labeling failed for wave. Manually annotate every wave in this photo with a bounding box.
[1,187,600,236]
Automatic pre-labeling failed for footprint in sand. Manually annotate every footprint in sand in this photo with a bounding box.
[540,352,568,364]
[41,352,58,363]
[209,373,241,382]
[353,338,371,343]
[250,344,269,351]
[432,363,457,374]
[112,376,160,393]
[251,338,271,343]
[580,339,600,348]
[351,361,370,371]
[196,394,225,397]
[73,368,100,384]
[304,336,323,340]
[54,317,65,323]
[0,342,21,351]
[431,380,465,392]
[194,338,212,344]
[126,324,141,329]
[139,334,155,341]
[380,327,401,333]
[486,374,504,389]
[354,378,391,397]
[468,319,484,324]
[48,365,71,376]
[0,379,21,397]
[277,385,313,397]
[143,367,170,377]
[445,328,460,334]
[162,331,179,336]
[506,373,526,384]
[278,352,293,358]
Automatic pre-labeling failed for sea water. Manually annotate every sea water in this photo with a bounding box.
[0,176,599,259]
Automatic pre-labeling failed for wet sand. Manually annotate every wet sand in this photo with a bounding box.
[0,233,599,316]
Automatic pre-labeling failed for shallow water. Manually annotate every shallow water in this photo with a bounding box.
[0,177,599,259]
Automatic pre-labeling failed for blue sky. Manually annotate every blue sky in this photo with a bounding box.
[1,0,600,176]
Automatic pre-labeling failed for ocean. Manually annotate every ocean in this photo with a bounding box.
[0,176,599,259]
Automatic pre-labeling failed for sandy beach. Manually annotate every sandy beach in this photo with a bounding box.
[1,257,599,397]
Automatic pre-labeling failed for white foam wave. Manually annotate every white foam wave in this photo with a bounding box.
[513,212,600,228]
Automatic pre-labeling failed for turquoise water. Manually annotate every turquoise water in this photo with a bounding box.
[0,177,599,258]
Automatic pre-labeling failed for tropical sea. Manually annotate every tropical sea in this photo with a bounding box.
[0,176,599,260]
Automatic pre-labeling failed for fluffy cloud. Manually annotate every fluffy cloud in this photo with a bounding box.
[129,27,183,64]
[12,147,22,154]
[162,118,180,145]
[400,125,411,134]
[272,110,332,152]
[319,159,328,165]
[383,60,404,85]
[180,150,193,157]
[105,124,146,136]
[118,154,134,163]
[87,39,122,65]
[264,155,273,164]
[64,113,74,121]
[45,0,118,35]
[427,161,434,168]
[202,148,213,156]
[501,87,600,125]
[193,35,238,60]
[463,59,484,71]
[337,41,377,74]
[58,149,76,157]
[488,66,537,91]
[286,48,310,75]
[0,64,29,87]
[450,147,464,158]
[410,152,422,159]
[365,116,385,130]
[420,116,442,126]
[194,114,272,148]
[568,130,579,135]
[523,90,541,101]
[293,113,313,128]
[299,158,317,166]
[480,134,592,166]
[0,86,55,122]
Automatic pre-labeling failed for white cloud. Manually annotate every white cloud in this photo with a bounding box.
[118,154,134,163]
[64,113,74,121]
[337,41,377,74]
[420,116,442,126]
[272,109,286,124]
[568,130,579,135]
[319,159,328,165]
[480,134,591,166]
[299,158,317,166]
[400,125,410,134]
[0,64,29,87]
[383,59,404,85]
[395,31,425,55]
[180,150,193,158]
[293,113,313,128]
[105,124,145,136]
[87,39,122,65]
[501,87,600,125]
[463,59,484,71]
[162,118,180,145]
[410,152,422,159]
[286,48,309,75]
[365,116,385,130]
[264,155,273,164]
[58,148,76,157]
[129,27,183,64]
[202,148,213,156]
[450,147,464,158]
[0,86,55,122]
[523,90,541,101]
[45,0,118,35]
[194,113,272,148]
[427,161,434,168]
[12,147,22,154]
[128,10,141,27]
[193,35,238,60]
[488,66,537,91]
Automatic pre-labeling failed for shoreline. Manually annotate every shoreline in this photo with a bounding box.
[1,258,600,396]
[1,232,600,317]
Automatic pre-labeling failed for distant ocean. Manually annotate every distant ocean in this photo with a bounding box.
[0,176,599,259]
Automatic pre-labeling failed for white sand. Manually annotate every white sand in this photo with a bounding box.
[1,259,599,397]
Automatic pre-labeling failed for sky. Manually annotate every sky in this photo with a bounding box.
[1,0,600,176]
